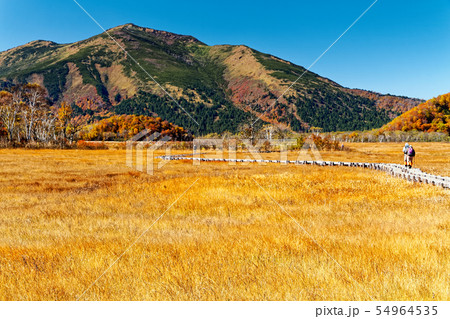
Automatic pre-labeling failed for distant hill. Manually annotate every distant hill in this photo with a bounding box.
[381,93,450,134]
[0,23,423,134]
[344,89,423,117]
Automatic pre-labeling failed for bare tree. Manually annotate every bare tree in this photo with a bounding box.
[0,90,20,142]
[35,107,56,143]
[262,124,275,141]
[21,84,48,142]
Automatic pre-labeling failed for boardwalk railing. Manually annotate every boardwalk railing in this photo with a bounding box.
[157,155,450,189]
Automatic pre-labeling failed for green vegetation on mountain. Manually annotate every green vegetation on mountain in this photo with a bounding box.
[114,90,251,134]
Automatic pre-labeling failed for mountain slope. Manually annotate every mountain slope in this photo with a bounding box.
[0,23,423,134]
[381,93,450,134]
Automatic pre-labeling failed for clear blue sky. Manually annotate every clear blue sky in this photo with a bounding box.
[1,0,449,100]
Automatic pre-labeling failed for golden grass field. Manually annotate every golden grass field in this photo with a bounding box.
[0,142,448,300]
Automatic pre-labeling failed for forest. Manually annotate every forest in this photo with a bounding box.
[114,90,253,134]
[2,81,448,147]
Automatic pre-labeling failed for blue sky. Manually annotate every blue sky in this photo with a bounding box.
[1,0,449,99]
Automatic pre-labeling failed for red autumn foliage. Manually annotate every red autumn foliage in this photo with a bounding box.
[0,119,6,137]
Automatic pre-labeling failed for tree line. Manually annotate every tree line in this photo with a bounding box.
[0,83,86,145]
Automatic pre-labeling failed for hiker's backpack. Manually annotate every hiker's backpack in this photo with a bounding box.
[407,146,415,157]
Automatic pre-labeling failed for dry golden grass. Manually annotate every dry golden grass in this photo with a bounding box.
[0,143,448,300]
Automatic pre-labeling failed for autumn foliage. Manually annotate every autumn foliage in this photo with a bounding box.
[381,93,450,134]
[80,114,192,141]
[310,134,340,150]
[0,118,5,137]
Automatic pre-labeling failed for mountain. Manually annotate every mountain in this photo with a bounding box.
[0,23,423,134]
[380,93,450,134]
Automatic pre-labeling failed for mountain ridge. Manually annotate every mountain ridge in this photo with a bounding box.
[0,23,424,134]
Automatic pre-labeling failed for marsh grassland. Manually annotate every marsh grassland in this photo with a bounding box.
[0,143,448,300]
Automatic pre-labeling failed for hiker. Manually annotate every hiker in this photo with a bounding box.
[403,143,410,167]
[406,144,415,169]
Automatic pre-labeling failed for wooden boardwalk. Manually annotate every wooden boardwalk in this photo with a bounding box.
[159,155,450,189]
